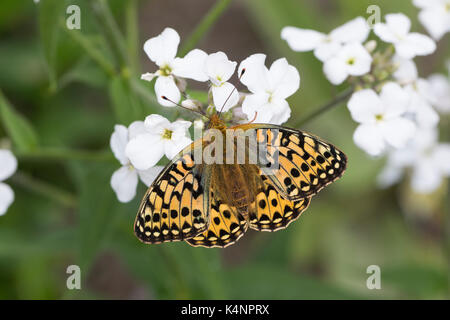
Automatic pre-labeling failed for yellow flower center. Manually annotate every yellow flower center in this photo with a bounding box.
[160,64,172,77]
[375,114,383,121]
[162,129,173,140]
[347,57,355,65]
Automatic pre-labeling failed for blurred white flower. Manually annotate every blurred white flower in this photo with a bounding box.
[323,43,372,85]
[378,128,450,193]
[348,82,416,156]
[141,27,208,107]
[110,123,163,203]
[427,73,450,114]
[238,53,300,125]
[281,17,370,62]
[125,114,192,171]
[404,78,440,129]
[204,52,239,112]
[374,13,436,59]
[413,0,450,41]
[0,149,17,215]
[392,55,418,85]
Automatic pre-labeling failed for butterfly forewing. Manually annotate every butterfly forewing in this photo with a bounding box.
[134,146,211,244]
[245,125,347,200]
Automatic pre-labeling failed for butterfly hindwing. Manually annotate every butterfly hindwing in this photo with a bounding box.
[239,124,347,200]
[186,189,248,248]
[249,175,311,232]
[134,145,211,244]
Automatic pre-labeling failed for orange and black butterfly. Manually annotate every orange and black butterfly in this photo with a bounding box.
[134,109,347,248]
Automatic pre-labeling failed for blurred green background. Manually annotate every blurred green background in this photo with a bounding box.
[0,0,449,299]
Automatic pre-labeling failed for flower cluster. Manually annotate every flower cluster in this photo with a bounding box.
[0,149,17,215]
[110,27,300,202]
[282,11,449,194]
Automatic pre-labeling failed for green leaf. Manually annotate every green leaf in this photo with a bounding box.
[68,161,120,271]
[0,90,39,152]
[108,76,146,124]
[38,0,67,90]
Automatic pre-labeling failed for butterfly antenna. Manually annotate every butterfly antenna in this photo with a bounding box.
[248,111,258,124]
[161,96,208,118]
[217,68,246,117]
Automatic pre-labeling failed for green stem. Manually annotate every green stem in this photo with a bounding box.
[16,147,115,162]
[294,87,354,127]
[62,21,116,76]
[11,171,77,208]
[96,0,129,67]
[125,0,140,75]
[179,0,233,56]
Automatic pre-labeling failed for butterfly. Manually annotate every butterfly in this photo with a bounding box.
[134,112,347,248]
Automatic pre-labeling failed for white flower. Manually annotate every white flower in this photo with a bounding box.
[238,53,300,125]
[378,128,450,193]
[110,123,164,203]
[413,0,450,41]
[204,52,239,112]
[374,13,436,59]
[392,55,418,85]
[281,17,370,62]
[323,43,372,85]
[125,114,192,171]
[427,73,450,114]
[142,28,208,107]
[403,78,440,129]
[348,82,416,156]
[0,149,18,215]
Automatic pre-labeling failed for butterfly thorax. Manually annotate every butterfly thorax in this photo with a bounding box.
[210,164,259,219]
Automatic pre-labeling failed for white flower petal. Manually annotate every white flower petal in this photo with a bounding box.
[0,182,14,215]
[110,166,138,203]
[154,76,181,107]
[385,13,411,37]
[417,6,450,40]
[411,159,442,193]
[143,27,180,67]
[323,57,349,85]
[380,118,416,149]
[347,89,382,124]
[125,133,165,170]
[392,55,418,84]
[374,23,397,43]
[239,53,269,93]
[144,114,171,133]
[268,58,300,99]
[380,82,409,118]
[342,43,372,77]
[138,165,165,187]
[433,143,450,175]
[172,49,209,82]
[353,124,386,156]
[0,149,18,181]
[164,136,192,160]
[281,27,326,51]
[205,52,237,85]
[141,72,157,82]
[396,33,436,59]
[428,74,450,113]
[171,119,192,132]
[377,163,404,188]
[211,82,239,112]
[128,121,146,140]
[267,98,291,125]
[110,125,129,166]
[241,93,271,123]
[329,16,370,44]
[313,41,342,62]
